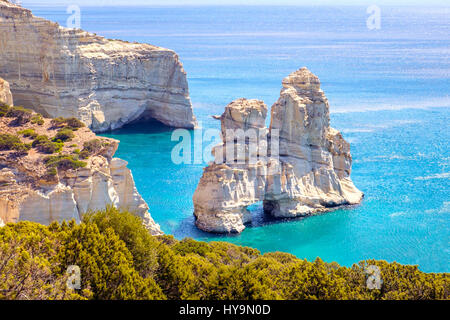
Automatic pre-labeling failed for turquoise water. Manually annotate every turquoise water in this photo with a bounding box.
[28,5,449,272]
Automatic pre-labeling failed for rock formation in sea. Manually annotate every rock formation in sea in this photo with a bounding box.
[0,80,162,234]
[0,0,196,132]
[193,68,363,233]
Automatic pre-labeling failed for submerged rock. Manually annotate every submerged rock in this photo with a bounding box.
[193,68,363,233]
[0,1,196,132]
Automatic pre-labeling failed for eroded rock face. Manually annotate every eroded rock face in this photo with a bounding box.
[194,99,269,233]
[0,1,196,132]
[0,77,13,106]
[193,68,363,233]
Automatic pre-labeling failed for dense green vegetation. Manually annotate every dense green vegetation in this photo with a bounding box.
[0,207,447,300]
[30,113,44,125]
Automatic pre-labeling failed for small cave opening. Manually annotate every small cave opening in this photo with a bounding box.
[109,112,175,135]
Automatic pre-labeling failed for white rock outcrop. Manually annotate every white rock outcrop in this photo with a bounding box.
[193,68,363,233]
[0,151,162,235]
[0,77,13,106]
[0,114,162,234]
[0,1,196,132]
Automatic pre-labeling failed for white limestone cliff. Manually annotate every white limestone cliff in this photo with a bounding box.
[193,68,363,233]
[0,1,196,132]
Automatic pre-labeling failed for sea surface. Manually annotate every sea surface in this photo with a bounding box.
[25,4,449,272]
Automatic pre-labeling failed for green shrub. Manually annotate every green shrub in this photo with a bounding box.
[41,141,62,154]
[0,210,448,300]
[32,135,63,154]
[55,221,164,299]
[79,149,90,159]
[0,222,83,300]
[32,135,49,147]
[80,139,106,159]
[83,206,160,278]
[50,117,66,128]
[0,134,22,150]
[6,106,33,124]
[12,143,31,155]
[18,128,38,139]
[30,113,44,125]
[53,128,74,142]
[0,134,30,154]
[50,117,85,130]
[5,106,32,117]
[65,117,85,129]
[0,103,10,117]
[43,154,87,171]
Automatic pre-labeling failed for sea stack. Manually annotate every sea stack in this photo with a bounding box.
[0,1,196,132]
[0,77,162,234]
[0,77,13,106]
[193,68,363,233]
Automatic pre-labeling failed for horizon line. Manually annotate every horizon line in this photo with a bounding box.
[21,3,450,7]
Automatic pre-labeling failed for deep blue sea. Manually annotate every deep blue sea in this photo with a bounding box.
[26,4,449,272]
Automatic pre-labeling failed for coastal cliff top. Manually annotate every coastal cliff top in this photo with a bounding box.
[0,0,172,54]
[0,103,118,186]
[223,98,267,114]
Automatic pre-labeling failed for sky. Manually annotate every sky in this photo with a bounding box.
[19,0,449,6]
